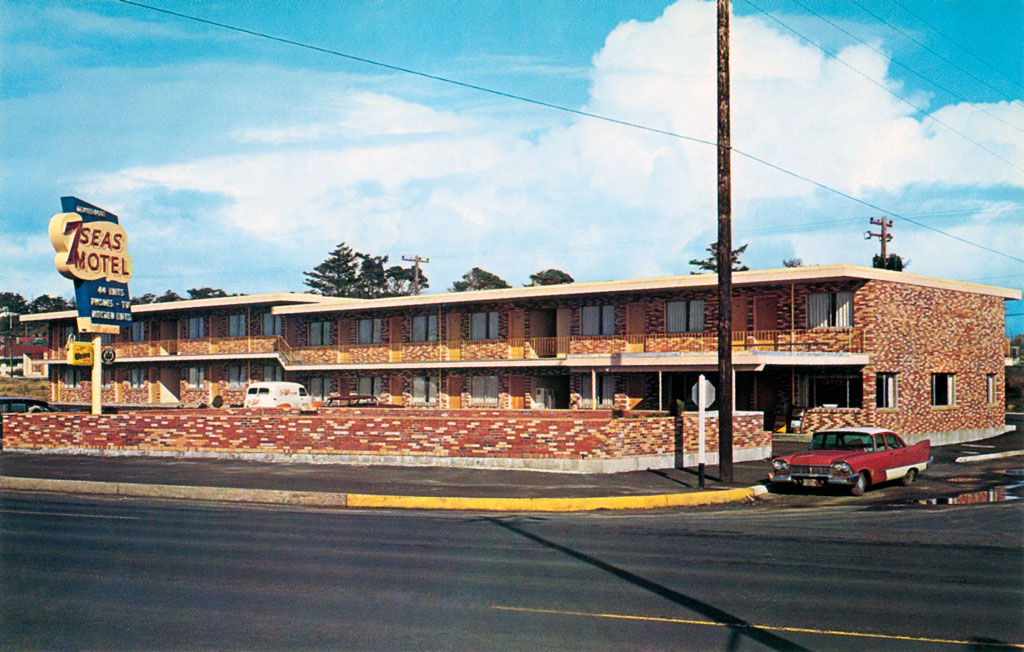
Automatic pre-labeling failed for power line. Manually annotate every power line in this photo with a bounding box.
[110,0,1024,266]
[884,0,1024,95]
[739,0,1024,173]
[787,0,1022,135]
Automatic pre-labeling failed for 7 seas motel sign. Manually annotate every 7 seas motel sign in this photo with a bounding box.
[48,197,133,334]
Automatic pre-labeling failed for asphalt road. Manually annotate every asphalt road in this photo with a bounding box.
[3,492,1022,651]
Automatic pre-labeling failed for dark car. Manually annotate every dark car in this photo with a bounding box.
[0,397,57,444]
[0,397,56,414]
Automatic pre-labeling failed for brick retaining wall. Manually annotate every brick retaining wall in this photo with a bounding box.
[2,408,770,473]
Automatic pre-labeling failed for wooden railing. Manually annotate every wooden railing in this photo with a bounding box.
[44,328,864,365]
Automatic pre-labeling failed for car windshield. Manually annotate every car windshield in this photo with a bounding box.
[810,431,875,451]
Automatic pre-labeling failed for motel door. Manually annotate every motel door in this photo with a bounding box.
[509,310,525,359]
[626,304,645,353]
[446,313,462,361]
[447,375,462,409]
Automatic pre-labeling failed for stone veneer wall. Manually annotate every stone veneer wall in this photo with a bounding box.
[2,408,770,473]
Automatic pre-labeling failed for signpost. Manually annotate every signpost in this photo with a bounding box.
[691,375,715,488]
[49,197,133,415]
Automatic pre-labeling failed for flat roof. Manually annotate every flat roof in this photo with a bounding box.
[19,292,349,323]
[273,264,1022,315]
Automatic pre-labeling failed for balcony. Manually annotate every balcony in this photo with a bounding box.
[44,336,287,360]
[282,328,864,366]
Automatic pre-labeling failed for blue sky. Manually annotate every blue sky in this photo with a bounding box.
[2,0,1022,333]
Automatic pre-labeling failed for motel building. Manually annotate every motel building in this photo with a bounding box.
[14,264,1019,472]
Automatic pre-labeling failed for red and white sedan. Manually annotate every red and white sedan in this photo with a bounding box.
[769,427,931,496]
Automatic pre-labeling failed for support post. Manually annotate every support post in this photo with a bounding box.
[698,373,707,489]
[91,335,102,415]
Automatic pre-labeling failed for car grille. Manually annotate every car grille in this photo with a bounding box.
[790,465,832,476]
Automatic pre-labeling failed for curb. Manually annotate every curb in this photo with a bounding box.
[954,449,1024,463]
[0,476,767,512]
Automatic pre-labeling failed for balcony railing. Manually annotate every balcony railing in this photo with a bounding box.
[42,328,864,366]
[282,328,864,366]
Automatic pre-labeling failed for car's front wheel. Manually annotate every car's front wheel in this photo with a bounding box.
[850,472,868,496]
[901,468,917,486]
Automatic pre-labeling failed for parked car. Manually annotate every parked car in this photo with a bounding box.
[322,393,392,407]
[0,397,56,414]
[769,427,931,496]
[242,382,313,409]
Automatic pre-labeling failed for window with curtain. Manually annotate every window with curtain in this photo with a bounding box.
[228,314,247,337]
[357,318,382,344]
[262,313,282,336]
[412,375,438,404]
[308,320,331,346]
[129,368,146,388]
[470,375,499,405]
[226,365,245,389]
[876,373,897,408]
[806,291,853,329]
[130,322,146,342]
[470,312,499,340]
[581,305,615,336]
[411,315,438,342]
[186,316,205,339]
[186,366,205,388]
[357,376,383,397]
[580,374,615,406]
[309,376,331,401]
[262,364,283,382]
[665,300,705,333]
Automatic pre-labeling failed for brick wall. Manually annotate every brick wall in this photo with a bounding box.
[2,408,769,471]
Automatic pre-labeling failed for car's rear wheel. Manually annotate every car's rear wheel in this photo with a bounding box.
[901,468,917,486]
[850,472,868,496]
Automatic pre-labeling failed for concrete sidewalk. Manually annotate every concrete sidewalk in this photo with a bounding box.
[0,451,772,512]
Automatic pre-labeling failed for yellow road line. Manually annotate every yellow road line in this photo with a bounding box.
[0,509,141,520]
[491,605,1024,648]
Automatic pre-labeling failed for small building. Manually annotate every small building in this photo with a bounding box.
[21,265,1020,446]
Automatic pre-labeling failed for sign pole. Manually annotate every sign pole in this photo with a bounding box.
[91,335,102,415]
[698,373,706,489]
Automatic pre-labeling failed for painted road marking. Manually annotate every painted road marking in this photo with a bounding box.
[0,509,141,520]
[491,605,1024,648]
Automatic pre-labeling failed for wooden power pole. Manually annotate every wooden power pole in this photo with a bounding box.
[716,0,734,483]
[402,255,429,295]
[865,217,892,261]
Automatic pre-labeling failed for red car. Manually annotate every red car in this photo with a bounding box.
[769,427,931,496]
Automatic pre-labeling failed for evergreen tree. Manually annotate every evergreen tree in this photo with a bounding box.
[0,292,29,315]
[526,269,574,286]
[28,294,74,313]
[689,242,749,273]
[304,243,362,297]
[304,243,425,298]
[154,290,184,303]
[187,287,230,300]
[450,267,511,292]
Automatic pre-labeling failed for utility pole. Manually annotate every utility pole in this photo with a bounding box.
[402,255,429,295]
[864,217,892,262]
[716,0,734,483]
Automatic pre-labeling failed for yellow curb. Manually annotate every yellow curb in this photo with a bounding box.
[1,476,764,512]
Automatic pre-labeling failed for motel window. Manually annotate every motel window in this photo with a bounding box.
[309,377,331,401]
[806,291,853,329]
[357,318,383,345]
[411,315,438,343]
[412,375,438,405]
[665,300,705,334]
[186,366,206,389]
[470,312,499,340]
[63,368,80,389]
[876,373,897,409]
[932,373,956,407]
[808,373,862,408]
[130,322,146,342]
[225,365,246,389]
[187,316,206,339]
[986,374,997,405]
[580,374,615,407]
[581,305,615,336]
[357,376,383,397]
[262,313,283,337]
[102,369,114,389]
[129,368,146,389]
[228,314,247,338]
[263,364,283,382]
[308,320,331,346]
[469,375,499,406]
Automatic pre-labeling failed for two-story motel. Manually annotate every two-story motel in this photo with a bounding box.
[22,265,1019,447]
